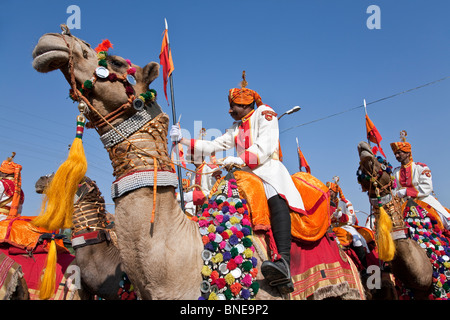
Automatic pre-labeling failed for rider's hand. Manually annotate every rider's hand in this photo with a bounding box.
[223,156,245,167]
[394,188,407,198]
[183,191,193,203]
[170,125,182,143]
[176,191,193,203]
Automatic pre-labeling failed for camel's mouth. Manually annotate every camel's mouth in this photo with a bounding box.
[32,34,70,73]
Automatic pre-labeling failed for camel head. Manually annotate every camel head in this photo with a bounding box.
[356,141,393,198]
[35,173,55,194]
[32,28,160,134]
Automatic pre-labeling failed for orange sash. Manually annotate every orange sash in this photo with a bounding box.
[214,170,331,242]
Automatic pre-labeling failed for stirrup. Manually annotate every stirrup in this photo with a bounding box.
[277,280,295,295]
[261,257,291,286]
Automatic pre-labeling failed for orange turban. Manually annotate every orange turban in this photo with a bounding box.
[228,88,263,107]
[326,182,346,201]
[0,155,22,217]
[390,142,411,154]
[0,160,22,175]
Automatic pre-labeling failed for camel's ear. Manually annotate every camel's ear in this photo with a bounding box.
[142,62,160,86]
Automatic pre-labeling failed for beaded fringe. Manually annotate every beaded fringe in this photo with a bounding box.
[105,113,178,199]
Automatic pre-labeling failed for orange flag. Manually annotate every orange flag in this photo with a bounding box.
[365,113,386,158]
[159,28,174,103]
[296,138,310,173]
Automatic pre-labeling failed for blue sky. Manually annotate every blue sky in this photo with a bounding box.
[0,0,449,225]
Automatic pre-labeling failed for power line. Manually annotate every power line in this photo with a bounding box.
[281,75,450,134]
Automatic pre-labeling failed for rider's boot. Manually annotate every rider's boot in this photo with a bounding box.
[261,195,294,294]
[353,245,368,269]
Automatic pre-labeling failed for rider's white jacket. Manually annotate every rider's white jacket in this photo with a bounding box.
[392,160,450,229]
[189,105,306,214]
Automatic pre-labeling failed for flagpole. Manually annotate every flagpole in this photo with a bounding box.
[165,18,185,210]
[296,137,301,170]
[363,99,370,145]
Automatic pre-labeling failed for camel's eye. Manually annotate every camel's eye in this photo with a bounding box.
[109,58,125,69]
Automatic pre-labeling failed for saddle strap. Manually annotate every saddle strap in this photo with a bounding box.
[391,227,410,241]
[71,230,109,249]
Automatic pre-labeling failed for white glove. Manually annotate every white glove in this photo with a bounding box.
[333,209,343,219]
[223,156,245,166]
[170,125,182,142]
[176,191,193,203]
[394,188,407,198]
[183,191,193,203]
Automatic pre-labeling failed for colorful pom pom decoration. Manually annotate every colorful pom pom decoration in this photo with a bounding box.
[398,202,450,300]
[194,174,259,300]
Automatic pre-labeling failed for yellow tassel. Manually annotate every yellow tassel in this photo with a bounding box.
[376,206,396,261]
[33,135,87,231]
[39,239,57,300]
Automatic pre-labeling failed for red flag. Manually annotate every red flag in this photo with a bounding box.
[159,29,174,103]
[365,114,386,158]
[297,146,311,173]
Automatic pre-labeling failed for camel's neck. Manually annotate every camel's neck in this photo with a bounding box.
[72,194,109,235]
[370,194,406,230]
[104,112,174,179]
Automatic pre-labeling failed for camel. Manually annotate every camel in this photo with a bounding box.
[356,141,433,299]
[35,174,134,300]
[31,27,363,300]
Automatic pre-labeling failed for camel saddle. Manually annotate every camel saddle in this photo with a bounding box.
[210,171,331,243]
[0,216,68,253]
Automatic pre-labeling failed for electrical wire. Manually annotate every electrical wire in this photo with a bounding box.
[281,75,450,134]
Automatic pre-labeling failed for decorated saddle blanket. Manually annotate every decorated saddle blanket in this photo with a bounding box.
[196,171,364,300]
[0,216,67,253]
[0,245,76,300]
[398,199,450,300]
[252,231,365,300]
[0,252,24,299]
[212,170,331,242]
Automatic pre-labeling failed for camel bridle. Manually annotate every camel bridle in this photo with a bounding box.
[358,156,406,230]
[57,25,211,176]
[59,26,146,131]
[357,156,393,198]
